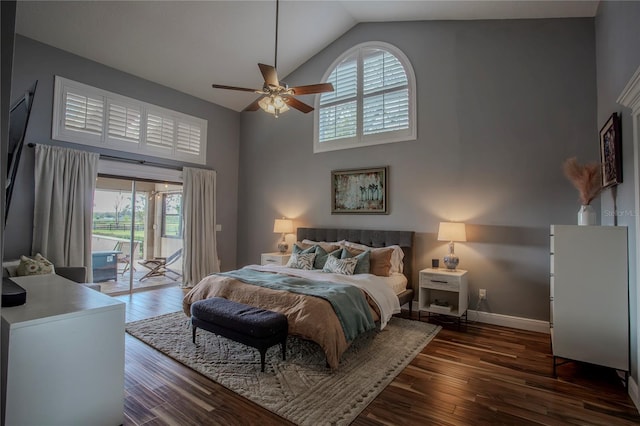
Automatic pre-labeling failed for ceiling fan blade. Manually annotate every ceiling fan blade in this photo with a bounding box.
[243,96,265,112]
[258,63,279,87]
[212,84,258,93]
[290,83,334,95]
[284,96,314,114]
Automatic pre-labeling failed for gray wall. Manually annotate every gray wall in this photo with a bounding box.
[238,18,597,322]
[6,35,241,270]
[595,0,640,389]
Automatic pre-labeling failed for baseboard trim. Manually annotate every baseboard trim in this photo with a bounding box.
[466,310,550,333]
[408,303,550,333]
[630,376,640,411]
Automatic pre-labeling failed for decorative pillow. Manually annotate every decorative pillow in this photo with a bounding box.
[343,241,404,274]
[15,253,56,276]
[312,246,343,270]
[285,252,316,270]
[322,255,358,275]
[341,248,370,274]
[343,246,394,277]
[293,243,317,255]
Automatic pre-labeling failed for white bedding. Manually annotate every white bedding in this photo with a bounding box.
[250,264,402,329]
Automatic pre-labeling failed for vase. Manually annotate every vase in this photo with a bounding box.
[577,204,596,226]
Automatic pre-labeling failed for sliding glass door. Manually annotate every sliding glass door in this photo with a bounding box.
[92,177,183,295]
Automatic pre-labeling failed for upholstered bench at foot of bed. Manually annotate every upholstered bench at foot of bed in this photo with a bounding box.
[190,297,288,372]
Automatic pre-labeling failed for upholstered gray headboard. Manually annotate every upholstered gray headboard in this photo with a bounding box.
[296,227,415,290]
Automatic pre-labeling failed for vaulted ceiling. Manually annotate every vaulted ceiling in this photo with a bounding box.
[16,1,599,112]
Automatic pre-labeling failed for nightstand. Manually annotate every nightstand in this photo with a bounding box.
[418,268,468,324]
[260,252,291,266]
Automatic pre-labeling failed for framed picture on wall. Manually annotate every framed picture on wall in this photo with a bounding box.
[600,112,622,188]
[331,166,388,214]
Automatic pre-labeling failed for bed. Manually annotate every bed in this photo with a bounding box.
[182,227,415,368]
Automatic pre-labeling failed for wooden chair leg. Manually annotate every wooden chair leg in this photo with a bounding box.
[260,349,266,372]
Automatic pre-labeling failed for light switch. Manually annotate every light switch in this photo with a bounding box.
[216,224,222,231]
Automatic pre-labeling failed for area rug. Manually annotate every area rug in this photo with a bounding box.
[126,312,440,425]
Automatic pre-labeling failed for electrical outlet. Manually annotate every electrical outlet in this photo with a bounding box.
[479,289,487,300]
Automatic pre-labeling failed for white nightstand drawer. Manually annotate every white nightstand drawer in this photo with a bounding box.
[420,273,460,291]
[261,253,291,266]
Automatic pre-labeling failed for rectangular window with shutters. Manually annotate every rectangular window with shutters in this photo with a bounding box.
[52,76,207,164]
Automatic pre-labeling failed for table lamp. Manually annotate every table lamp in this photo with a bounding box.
[437,222,466,270]
[273,218,293,253]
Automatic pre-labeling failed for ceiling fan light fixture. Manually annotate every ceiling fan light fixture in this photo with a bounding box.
[258,94,289,118]
[211,0,332,115]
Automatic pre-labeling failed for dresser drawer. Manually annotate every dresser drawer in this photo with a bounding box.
[420,273,460,291]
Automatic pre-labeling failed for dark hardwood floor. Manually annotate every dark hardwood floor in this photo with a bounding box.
[116,287,640,425]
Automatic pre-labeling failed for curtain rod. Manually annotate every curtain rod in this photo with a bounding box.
[27,143,183,171]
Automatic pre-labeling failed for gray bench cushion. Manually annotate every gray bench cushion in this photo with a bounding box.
[191,297,287,339]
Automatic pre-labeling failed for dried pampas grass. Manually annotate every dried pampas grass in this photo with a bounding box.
[563,157,602,205]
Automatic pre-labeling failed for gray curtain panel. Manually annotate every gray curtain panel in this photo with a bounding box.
[32,144,99,281]
[182,166,219,287]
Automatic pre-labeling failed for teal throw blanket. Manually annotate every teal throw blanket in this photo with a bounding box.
[217,269,375,342]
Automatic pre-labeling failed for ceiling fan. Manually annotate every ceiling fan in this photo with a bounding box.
[211,0,334,118]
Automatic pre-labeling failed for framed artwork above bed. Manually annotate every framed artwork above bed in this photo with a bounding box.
[331,166,388,214]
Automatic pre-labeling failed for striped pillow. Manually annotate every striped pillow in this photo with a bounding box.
[286,252,316,270]
[322,255,358,275]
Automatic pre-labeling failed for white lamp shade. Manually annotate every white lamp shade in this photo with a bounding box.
[273,219,293,234]
[437,222,466,242]
[259,95,290,115]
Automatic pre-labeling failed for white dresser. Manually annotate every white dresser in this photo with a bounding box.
[550,225,628,375]
[1,274,125,425]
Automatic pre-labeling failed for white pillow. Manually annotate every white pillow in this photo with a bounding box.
[343,241,404,274]
[286,252,316,270]
[322,255,358,275]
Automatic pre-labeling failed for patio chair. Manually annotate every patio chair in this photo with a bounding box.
[139,248,183,281]
[114,241,140,275]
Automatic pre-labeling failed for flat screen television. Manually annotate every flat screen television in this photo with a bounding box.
[6,81,37,225]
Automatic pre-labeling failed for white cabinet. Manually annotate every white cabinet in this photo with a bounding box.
[418,268,468,319]
[1,274,125,425]
[261,252,291,266]
[550,225,628,374]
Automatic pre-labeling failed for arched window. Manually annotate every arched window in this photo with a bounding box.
[314,42,416,153]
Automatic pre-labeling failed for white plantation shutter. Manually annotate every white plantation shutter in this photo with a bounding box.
[107,102,141,143]
[146,114,175,150]
[320,56,357,106]
[363,89,409,135]
[362,49,409,135]
[363,50,407,93]
[64,91,104,135]
[319,55,358,143]
[315,42,416,153]
[53,76,207,164]
[319,101,357,141]
[176,122,202,156]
